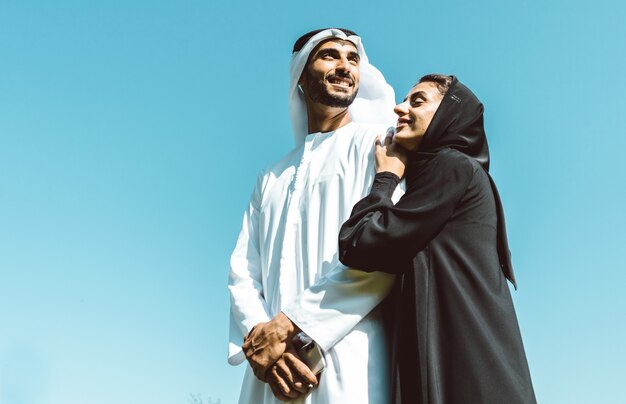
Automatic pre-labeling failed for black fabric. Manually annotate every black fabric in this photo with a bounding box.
[410,76,516,287]
[338,78,536,403]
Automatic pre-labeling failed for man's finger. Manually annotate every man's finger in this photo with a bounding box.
[251,363,267,381]
[274,358,294,384]
[267,377,294,402]
[275,357,310,394]
[283,352,318,387]
[270,365,299,399]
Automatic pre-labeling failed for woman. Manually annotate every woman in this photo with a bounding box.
[338,75,536,403]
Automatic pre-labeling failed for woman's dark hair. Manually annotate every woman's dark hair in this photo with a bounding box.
[419,74,454,95]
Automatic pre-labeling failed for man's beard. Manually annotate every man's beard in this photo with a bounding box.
[305,75,358,108]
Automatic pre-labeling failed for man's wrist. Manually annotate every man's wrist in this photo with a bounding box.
[275,312,301,341]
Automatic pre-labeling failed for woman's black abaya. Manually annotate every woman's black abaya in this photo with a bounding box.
[339,77,536,403]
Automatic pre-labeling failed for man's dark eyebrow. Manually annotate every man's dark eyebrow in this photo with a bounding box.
[314,48,340,58]
[314,48,360,62]
[348,51,360,61]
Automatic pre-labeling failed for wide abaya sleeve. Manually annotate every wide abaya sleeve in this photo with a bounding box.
[339,150,477,273]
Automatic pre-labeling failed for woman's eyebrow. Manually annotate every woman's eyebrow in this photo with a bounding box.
[407,91,428,102]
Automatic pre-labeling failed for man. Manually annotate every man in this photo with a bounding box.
[228,28,403,403]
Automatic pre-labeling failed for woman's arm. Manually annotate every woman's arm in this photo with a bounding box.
[339,150,476,273]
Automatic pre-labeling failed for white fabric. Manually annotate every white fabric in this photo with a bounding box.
[229,30,402,403]
[229,123,405,403]
[288,29,397,147]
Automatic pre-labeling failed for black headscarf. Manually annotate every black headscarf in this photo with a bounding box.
[408,76,517,287]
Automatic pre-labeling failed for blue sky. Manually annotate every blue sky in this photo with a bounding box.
[1,1,625,403]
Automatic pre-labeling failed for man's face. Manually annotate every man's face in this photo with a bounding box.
[392,81,444,151]
[299,39,360,108]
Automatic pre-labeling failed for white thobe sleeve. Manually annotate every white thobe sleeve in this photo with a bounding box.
[227,173,271,365]
[282,268,395,352]
[282,141,405,353]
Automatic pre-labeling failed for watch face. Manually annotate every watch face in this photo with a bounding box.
[292,331,326,374]
[298,341,325,375]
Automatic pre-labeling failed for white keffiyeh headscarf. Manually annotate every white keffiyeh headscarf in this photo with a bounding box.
[289,28,396,146]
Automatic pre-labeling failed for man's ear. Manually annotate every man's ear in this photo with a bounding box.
[297,72,306,93]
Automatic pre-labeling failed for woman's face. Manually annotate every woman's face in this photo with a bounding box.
[393,81,444,151]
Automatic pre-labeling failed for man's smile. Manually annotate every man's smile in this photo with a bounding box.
[327,75,354,88]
